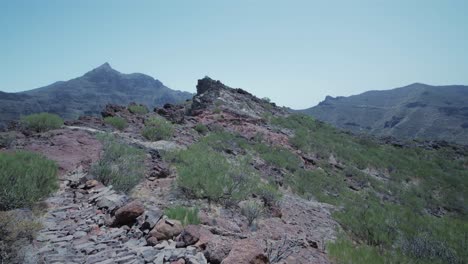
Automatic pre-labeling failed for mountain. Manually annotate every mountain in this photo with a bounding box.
[1,77,467,263]
[300,83,468,145]
[0,63,192,129]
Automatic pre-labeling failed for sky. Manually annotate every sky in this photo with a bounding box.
[1,0,467,109]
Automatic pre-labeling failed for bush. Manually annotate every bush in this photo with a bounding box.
[21,113,63,132]
[0,211,42,263]
[170,143,259,206]
[253,143,301,172]
[91,134,146,193]
[164,206,200,226]
[241,200,264,226]
[0,132,15,148]
[128,104,149,114]
[400,233,458,264]
[141,117,174,141]
[0,151,58,210]
[104,116,128,130]
[256,183,282,207]
[194,124,208,134]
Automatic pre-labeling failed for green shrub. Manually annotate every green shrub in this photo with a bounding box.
[164,206,200,226]
[0,151,58,210]
[253,143,301,172]
[128,104,149,114]
[141,117,174,141]
[91,134,146,193]
[287,169,347,204]
[0,211,42,263]
[21,113,63,132]
[0,132,15,148]
[328,236,410,264]
[256,183,282,207]
[241,200,264,226]
[104,116,128,130]
[170,143,259,206]
[194,124,208,134]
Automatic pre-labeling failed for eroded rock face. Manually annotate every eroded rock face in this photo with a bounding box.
[221,239,268,264]
[191,77,287,119]
[112,200,145,226]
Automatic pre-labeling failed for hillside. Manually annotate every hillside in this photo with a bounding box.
[0,77,467,264]
[301,83,468,145]
[0,63,192,129]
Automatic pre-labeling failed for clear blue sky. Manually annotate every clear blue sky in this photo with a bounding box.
[1,0,467,109]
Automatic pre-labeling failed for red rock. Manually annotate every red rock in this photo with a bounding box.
[176,225,201,246]
[221,239,268,264]
[112,201,145,226]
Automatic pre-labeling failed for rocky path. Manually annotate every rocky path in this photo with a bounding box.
[25,168,207,264]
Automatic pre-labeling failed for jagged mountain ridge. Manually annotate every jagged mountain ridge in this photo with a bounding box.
[300,83,468,145]
[0,63,192,129]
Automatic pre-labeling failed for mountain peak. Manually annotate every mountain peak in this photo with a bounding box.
[97,62,113,70]
[84,62,120,78]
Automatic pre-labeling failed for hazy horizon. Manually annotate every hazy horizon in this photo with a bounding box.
[1,0,467,108]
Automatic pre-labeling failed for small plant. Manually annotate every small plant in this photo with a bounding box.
[0,151,58,210]
[141,116,174,141]
[0,211,42,263]
[128,104,149,114]
[104,116,128,130]
[0,132,15,148]
[256,183,282,207]
[164,206,200,226]
[264,236,301,263]
[241,200,264,226]
[91,134,146,193]
[194,124,208,134]
[21,112,63,132]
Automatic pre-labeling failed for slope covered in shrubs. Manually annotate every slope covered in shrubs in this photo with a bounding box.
[0,151,58,210]
[269,114,468,264]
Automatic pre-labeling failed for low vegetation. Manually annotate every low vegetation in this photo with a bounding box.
[21,112,63,132]
[0,151,58,210]
[166,132,261,207]
[270,114,468,264]
[141,116,174,141]
[0,211,42,263]
[194,123,208,134]
[91,134,146,193]
[0,132,15,148]
[128,104,149,114]
[241,200,264,226]
[104,116,128,130]
[164,206,200,226]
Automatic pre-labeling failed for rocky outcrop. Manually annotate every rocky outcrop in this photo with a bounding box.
[191,77,286,119]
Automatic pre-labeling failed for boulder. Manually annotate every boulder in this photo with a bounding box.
[138,208,163,230]
[148,219,183,240]
[221,239,268,264]
[96,194,127,212]
[194,229,234,264]
[112,200,145,226]
[176,225,201,247]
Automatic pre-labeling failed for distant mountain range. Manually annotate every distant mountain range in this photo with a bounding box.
[0,63,192,129]
[300,83,468,145]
